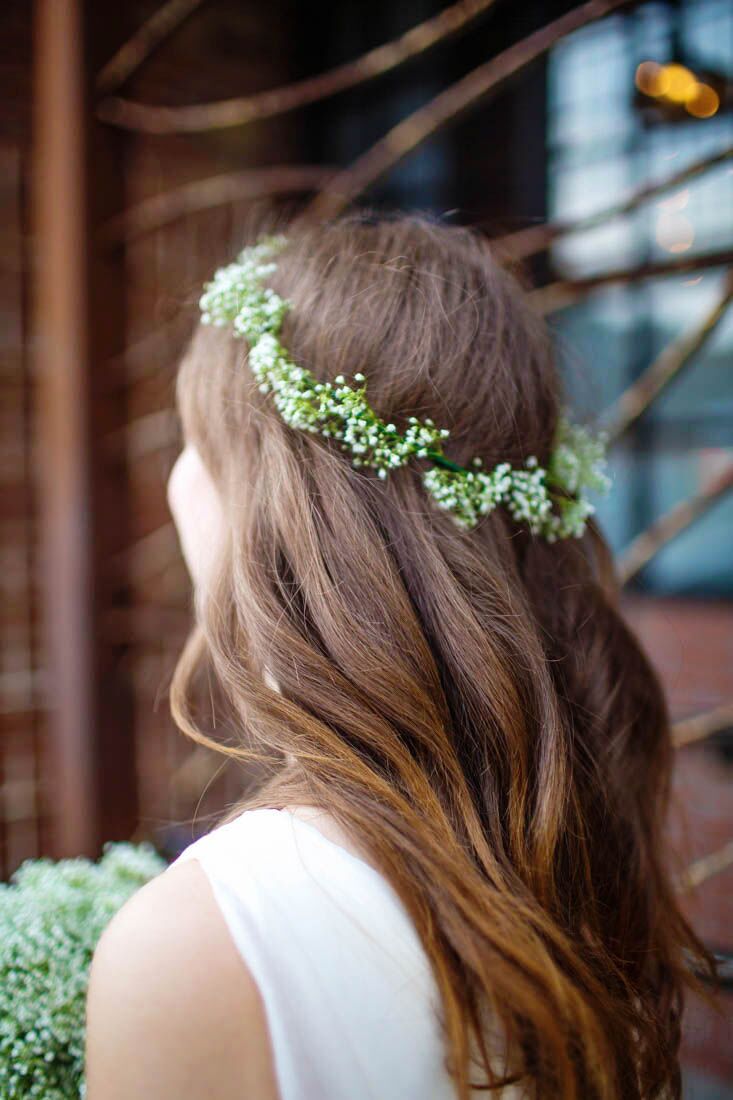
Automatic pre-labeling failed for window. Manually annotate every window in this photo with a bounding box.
[547,0,733,595]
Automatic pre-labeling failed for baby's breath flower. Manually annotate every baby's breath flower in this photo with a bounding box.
[547,416,612,497]
[0,843,167,1098]
[200,237,612,539]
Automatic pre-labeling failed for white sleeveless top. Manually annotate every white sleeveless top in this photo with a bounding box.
[170,807,513,1100]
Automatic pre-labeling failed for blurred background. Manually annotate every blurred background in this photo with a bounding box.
[1,0,731,1093]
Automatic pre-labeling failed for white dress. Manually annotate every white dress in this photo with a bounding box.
[170,806,507,1100]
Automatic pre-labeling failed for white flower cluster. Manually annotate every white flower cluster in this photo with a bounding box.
[422,449,597,536]
[548,417,612,496]
[0,842,166,1098]
[200,236,449,478]
[248,333,449,478]
[199,236,289,342]
[200,237,611,538]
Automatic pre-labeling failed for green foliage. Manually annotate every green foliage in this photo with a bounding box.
[0,842,167,1099]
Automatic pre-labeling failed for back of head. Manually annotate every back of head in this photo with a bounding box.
[172,210,714,1100]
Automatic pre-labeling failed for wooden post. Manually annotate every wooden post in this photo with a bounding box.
[32,0,137,857]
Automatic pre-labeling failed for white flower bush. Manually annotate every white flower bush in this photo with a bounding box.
[0,842,167,1099]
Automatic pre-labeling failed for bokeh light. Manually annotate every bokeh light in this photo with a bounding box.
[635,60,666,96]
[685,82,720,118]
[655,211,695,253]
[635,61,721,120]
[661,63,697,102]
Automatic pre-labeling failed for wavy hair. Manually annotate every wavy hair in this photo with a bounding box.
[170,210,716,1099]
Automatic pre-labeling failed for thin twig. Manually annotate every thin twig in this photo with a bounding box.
[96,0,499,131]
[96,0,207,96]
[531,248,733,314]
[495,146,733,261]
[103,605,190,644]
[105,313,194,387]
[673,702,733,749]
[104,409,180,462]
[108,522,180,585]
[618,462,733,585]
[601,269,733,442]
[677,839,733,893]
[99,165,336,246]
[305,0,635,222]
[123,409,180,460]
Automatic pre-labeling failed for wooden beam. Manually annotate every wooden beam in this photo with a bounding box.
[32,0,137,858]
[96,0,499,131]
[304,0,635,222]
[618,462,733,585]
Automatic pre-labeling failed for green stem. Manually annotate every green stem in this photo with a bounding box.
[423,449,469,474]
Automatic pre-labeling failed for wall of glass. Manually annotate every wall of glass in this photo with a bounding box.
[547,0,733,595]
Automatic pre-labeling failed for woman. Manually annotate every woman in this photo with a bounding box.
[85,212,715,1100]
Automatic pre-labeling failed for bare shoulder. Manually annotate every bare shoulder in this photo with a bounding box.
[85,856,280,1100]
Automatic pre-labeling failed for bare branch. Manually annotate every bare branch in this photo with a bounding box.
[673,702,733,749]
[495,146,732,262]
[304,0,634,222]
[127,409,180,460]
[96,0,499,131]
[618,462,733,585]
[96,0,207,96]
[602,269,733,442]
[99,166,336,247]
[677,839,733,893]
[531,248,733,314]
[108,521,181,585]
[104,409,180,465]
[103,605,190,644]
[104,314,194,388]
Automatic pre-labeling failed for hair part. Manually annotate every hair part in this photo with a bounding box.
[171,209,717,1099]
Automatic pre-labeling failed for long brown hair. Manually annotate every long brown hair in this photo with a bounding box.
[170,210,716,1099]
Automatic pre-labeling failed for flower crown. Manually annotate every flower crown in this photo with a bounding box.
[199,235,611,538]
